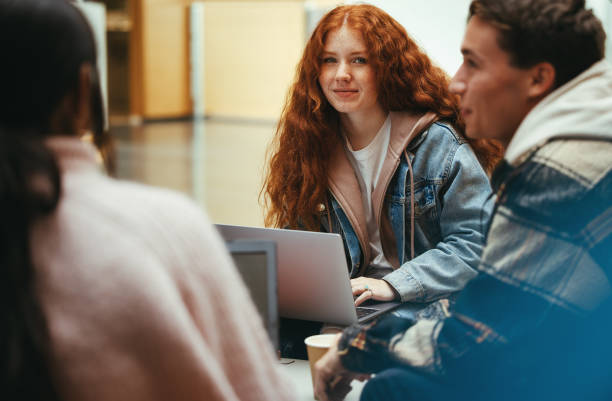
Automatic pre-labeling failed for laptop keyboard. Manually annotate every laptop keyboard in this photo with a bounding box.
[356,306,379,319]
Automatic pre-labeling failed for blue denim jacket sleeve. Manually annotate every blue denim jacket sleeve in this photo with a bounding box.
[382,143,493,302]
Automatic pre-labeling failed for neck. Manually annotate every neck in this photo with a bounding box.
[341,107,387,150]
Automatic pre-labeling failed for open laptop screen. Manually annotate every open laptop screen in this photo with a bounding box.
[216,224,401,325]
[225,240,279,350]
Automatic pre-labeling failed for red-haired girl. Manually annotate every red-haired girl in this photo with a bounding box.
[264,5,501,321]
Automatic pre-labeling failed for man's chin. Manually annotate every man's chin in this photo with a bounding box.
[464,126,482,140]
[467,128,507,144]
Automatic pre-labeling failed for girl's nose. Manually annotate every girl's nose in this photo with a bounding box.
[335,62,351,81]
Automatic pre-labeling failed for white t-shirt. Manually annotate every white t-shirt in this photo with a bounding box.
[345,114,392,268]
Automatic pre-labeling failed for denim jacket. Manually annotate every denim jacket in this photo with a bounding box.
[321,112,494,303]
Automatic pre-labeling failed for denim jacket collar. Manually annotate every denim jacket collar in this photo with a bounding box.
[327,111,438,272]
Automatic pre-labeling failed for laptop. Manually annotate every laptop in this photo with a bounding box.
[216,224,400,326]
[224,240,279,350]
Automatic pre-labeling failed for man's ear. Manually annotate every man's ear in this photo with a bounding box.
[74,63,93,135]
[528,62,556,99]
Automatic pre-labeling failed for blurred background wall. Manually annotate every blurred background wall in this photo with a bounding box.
[96,0,611,226]
[105,0,611,121]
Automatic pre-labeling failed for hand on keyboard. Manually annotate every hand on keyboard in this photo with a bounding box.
[350,277,397,306]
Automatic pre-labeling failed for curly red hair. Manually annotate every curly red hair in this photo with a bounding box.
[263,4,502,230]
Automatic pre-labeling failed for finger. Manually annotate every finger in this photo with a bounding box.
[314,376,330,401]
[330,375,343,388]
[351,286,368,296]
[329,381,352,401]
[354,291,371,306]
[333,376,353,388]
[355,374,371,382]
[319,376,349,401]
[314,386,329,401]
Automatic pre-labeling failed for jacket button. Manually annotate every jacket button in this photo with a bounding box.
[317,203,326,212]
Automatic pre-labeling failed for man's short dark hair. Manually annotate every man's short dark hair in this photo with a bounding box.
[469,0,606,88]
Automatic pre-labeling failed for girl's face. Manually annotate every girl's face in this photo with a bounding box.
[318,25,382,119]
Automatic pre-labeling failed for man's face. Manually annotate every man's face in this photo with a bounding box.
[450,16,535,146]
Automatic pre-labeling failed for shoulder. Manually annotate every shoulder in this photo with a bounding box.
[390,112,465,149]
[529,138,612,188]
[500,138,612,235]
[40,175,238,339]
[410,121,481,176]
[51,174,225,280]
[409,121,466,155]
[67,174,209,232]
[481,139,612,310]
[427,121,466,146]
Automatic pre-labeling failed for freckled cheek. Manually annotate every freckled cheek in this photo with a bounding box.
[366,83,378,100]
[317,73,327,89]
[318,76,334,102]
[365,75,378,96]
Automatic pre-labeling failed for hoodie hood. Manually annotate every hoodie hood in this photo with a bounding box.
[505,60,612,165]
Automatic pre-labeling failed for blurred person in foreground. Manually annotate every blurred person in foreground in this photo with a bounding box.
[0,0,291,400]
[313,0,612,400]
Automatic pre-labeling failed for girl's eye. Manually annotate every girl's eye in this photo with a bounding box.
[353,57,367,64]
[322,57,336,63]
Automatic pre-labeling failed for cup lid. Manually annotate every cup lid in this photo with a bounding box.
[304,333,337,348]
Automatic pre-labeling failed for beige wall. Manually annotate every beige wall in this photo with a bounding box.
[143,1,192,117]
[203,2,306,120]
[130,0,343,120]
[131,0,193,118]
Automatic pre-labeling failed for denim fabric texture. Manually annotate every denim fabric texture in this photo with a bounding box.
[323,121,493,304]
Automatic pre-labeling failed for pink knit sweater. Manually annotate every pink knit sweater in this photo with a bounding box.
[31,137,292,401]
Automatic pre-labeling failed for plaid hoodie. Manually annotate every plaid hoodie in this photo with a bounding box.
[337,61,612,400]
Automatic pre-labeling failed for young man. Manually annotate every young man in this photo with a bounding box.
[313,1,612,400]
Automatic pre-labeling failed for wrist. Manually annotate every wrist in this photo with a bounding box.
[381,278,400,301]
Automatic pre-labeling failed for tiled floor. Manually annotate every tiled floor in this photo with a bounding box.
[111,117,277,227]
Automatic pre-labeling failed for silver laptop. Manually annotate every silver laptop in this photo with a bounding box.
[216,224,400,326]
[225,240,279,350]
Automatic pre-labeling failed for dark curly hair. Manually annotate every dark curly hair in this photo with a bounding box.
[263,4,502,230]
[469,0,606,88]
